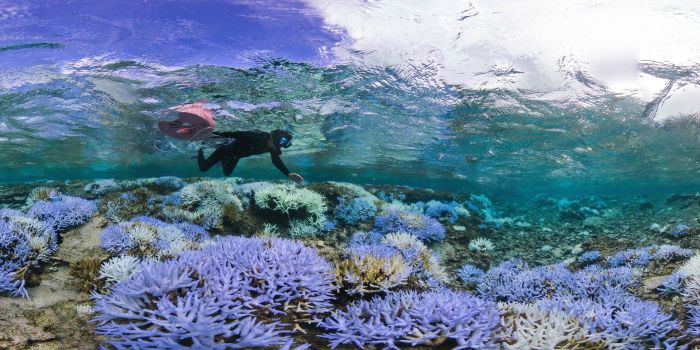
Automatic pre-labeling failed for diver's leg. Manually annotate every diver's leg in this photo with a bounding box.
[198,147,226,172]
[222,156,240,176]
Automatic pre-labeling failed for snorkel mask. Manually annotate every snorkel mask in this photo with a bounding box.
[278,136,292,148]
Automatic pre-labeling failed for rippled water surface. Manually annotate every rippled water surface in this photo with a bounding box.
[1,0,700,196]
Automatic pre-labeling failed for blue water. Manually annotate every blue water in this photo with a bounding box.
[3,2,700,349]
[2,0,700,197]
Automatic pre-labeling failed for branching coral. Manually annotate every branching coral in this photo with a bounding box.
[381,232,448,285]
[254,184,327,233]
[469,237,495,253]
[333,196,377,225]
[28,194,97,232]
[93,236,335,349]
[99,255,143,284]
[163,180,243,229]
[683,277,700,337]
[100,217,210,258]
[335,251,412,295]
[498,302,592,349]
[84,179,121,196]
[457,264,485,285]
[24,186,60,207]
[319,290,501,350]
[0,220,31,297]
[422,200,459,224]
[0,209,61,297]
[373,210,445,242]
[577,250,601,264]
[288,218,322,237]
[538,292,684,349]
[608,245,694,268]
[254,185,326,221]
[476,260,640,303]
[338,232,447,295]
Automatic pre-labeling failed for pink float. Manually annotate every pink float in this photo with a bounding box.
[157,102,215,141]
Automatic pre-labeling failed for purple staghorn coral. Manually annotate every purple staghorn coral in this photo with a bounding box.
[423,200,459,224]
[99,216,210,256]
[538,289,684,349]
[373,210,445,242]
[476,260,639,303]
[28,195,97,232]
[607,247,652,268]
[0,220,31,297]
[650,244,695,261]
[577,250,601,264]
[319,290,501,350]
[457,264,485,285]
[0,211,59,298]
[93,236,335,349]
[334,196,377,225]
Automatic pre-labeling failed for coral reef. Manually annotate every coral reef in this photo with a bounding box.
[1,209,59,297]
[373,210,445,242]
[100,216,210,258]
[3,178,700,349]
[28,195,97,232]
[163,180,242,229]
[319,290,501,349]
[333,196,377,225]
[253,184,327,235]
[93,236,335,349]
[83,179,121,196]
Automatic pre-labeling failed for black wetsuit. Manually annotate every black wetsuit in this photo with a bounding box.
[197,130,290,177]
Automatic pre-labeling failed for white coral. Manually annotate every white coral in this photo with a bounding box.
[128,223,157,246]
[498,302,590,349]
[328,181,379,203]
[254,184,327,229]
[164,180,243,229]
[382,232,448,283]
[7,215,56,262]
[99,255,142,283]
[679,253,700,278]
[84,179,121,195]
[469,237,495,253]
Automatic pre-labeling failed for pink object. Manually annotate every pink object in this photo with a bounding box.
[158,102,215,141]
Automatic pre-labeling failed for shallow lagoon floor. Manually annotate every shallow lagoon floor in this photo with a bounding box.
[1,176,699,349]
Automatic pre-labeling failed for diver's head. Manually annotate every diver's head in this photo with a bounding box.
[272,129,293,148]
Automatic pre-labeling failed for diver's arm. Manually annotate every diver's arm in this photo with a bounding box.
[271,152,304,184]
[270,151,291,176]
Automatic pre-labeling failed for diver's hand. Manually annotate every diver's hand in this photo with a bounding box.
[288,173,304,185]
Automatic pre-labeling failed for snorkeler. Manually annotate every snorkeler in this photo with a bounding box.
[158,102,303,184]
[198,129,304,184]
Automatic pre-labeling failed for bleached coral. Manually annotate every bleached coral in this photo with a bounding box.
[3,214,57,263]
[262,223,280,237]
[84,179,121,196]
[24,187,60,207]
[335,253,412,295]
[469,237,495,253]
[381,232,448,283]
[679,253,700,278]
[99,255,142,284]
[254,184,327,232]
[498,302,592,349]
[328,181,379,202]
[163,180,242,229]
[100,217,210,258]
[289,218,321,237]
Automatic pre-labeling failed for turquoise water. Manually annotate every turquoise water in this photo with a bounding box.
[1,1,699,197]
[2,1,700,349]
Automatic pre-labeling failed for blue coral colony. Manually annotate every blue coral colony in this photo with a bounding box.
[2,177,700,349]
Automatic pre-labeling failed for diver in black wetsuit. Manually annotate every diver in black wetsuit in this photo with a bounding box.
[198,129,304,184]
